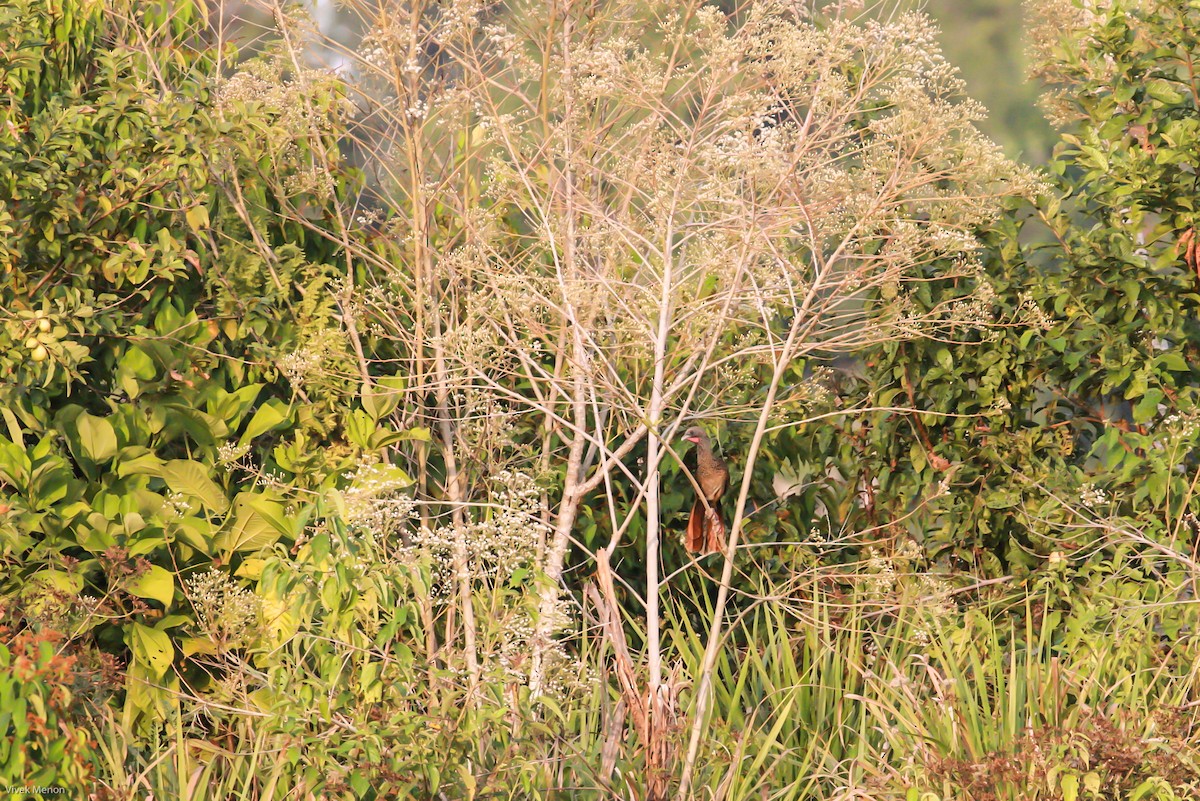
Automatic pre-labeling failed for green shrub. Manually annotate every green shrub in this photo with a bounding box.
[0,0,385,729]
[0,629,99,789]
[802,0,1200,576]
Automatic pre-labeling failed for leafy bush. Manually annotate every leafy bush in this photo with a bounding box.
[0,0,386,731]
[0,626,101,789]
[810,0,1200,576]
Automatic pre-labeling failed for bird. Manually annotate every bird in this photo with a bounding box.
[681,426,730,555]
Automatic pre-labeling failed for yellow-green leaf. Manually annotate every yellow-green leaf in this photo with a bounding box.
[128,623,173,680]
[77,412,117,462]
[128,565,175,607]
[1061,773,1078,801]
[239,400,290,445]
[215,493,292,554]
[158,459,229,514]
[185,204,209,232]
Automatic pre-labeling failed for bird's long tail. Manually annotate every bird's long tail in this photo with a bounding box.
[706,510,726,555]
[687,497,726,555]
[686,496,706,554]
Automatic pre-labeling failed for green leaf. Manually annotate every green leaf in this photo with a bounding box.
[345,409,374,449]
[1145,79,1184,104]
[180,637,218,657]
[1,408,24,448]
[396,426,431,442]
[1129,778,1166,801]
[76,413,117,462]
[1133,389,1163,423]
[28,569,83,596]
[909,442,927,473]
[361,378,404,421]
[184,204,209,232]
[1060,773,1078,801]
[160,404,229,445]
[215,493,293,554]
[158,459,229,514]
[1157,352,1188,372]
[128,565,175,607]
[209,384,263,427]
[117,346,156,398]
[116,448,165,477]
[128,623,173,680]
[239,399,290,445]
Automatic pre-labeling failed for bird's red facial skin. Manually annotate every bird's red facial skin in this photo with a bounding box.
[683,435,700,443]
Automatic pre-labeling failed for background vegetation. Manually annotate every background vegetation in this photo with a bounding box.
[2,0,1200,799]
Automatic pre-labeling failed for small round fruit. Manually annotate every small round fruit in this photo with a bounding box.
[37,318,51,332]
[24,337,39,350]
[31,345,48,362]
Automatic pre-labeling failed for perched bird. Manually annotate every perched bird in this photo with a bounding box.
[682,426,730,555]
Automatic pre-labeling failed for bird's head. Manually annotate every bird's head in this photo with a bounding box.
[682,426,707,445]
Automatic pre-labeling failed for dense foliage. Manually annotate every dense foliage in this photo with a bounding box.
[0,0,409,729]
[2,0,1200,799]
[831,0,1200,576]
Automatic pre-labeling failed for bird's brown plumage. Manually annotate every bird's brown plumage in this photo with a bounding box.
[682,426,729,555]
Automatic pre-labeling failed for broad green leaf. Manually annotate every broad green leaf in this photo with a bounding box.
[180,637,218,658]
[1132,389,1164,423]
[361,379,403,421]
[1145,79,1184,104]
[117,346,156,398]
[345,409,374,448]
[239,399,290,445]
[1157,352,1188,372]
[215,493,293,554]
[158,459,229,514]
[175,516,214,554]
[1,408,24,448]
[76,413,117,462]
[1060,773,1078,801]
[116,448,165,477]
[128,565,175,607]
[396,426,431,442]
[28,569,83,596]
[160,404,229,445]
[184,204,209,232]
[209,384,263,426]
[128,623,173,680]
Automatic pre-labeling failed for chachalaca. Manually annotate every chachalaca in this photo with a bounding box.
[682,427,729,555]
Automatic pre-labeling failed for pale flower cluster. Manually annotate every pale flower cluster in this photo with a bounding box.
[861,540,956,642]
[493,594,590,697]
[1160,412,1199,441]
[1079,482,1109,510]
[185,569,262,651]
[160,489,193,519]
[342,454,417,536]
[1019,291,1054,331]
[217,441,251,466]
[407,470,547,593]
[278,328,346,390]
[214,59,349,194]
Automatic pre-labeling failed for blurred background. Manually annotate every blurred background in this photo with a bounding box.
[222,0,1059,165]
[926,0,1057,164]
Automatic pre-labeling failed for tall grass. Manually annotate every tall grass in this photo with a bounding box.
[656,553,1200,801]
[73,545,1200,799]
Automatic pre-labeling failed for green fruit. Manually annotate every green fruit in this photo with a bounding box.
[31,345,48,362]
[37,318,51,332]
[24,337,39,350]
